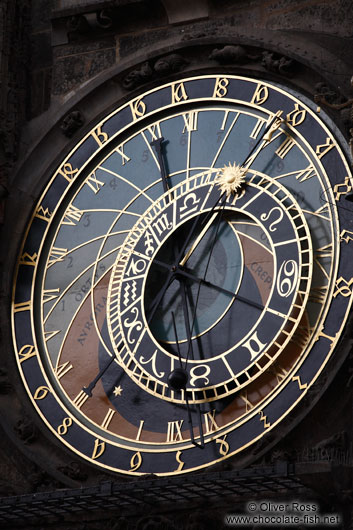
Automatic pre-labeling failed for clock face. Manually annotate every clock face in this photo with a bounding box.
[12,75,353,475]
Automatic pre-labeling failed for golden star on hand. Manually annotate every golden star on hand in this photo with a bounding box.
[113,385,123,397]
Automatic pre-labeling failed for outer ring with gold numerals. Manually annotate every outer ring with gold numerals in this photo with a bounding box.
[11,74,353,476]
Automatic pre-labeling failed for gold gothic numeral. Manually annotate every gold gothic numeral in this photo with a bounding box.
[316,137,335,159]
[295,164,317,183]
[135,420,144,441]
[250,118,265,139]
[19,252,38,266]
[175,450,185,471]
[57,417,73,436]
[340,229,353,244]
[130,451,142,471]
[259,411,271,429]
[333,176,352,201]
[91,126,109,146]
[58,163,78,183]
[171,82,188,104]
[44,329,61,342]
[286,103,306,127]
[317,326,336,345]
[18,344,37,364]
[33,386,50,400]
[145,122,162,141]
[92,439,105,459]
[35,205,52,222]
[130,97,146,121]
[43,288,60,304]
[216,435,229,456]
[292,375,308,390]
[251,84,269,105]
[333,277,353,298]
[213,77,229,98]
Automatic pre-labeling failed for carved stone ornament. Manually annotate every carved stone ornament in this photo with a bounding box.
[123,54,188,90]
[29,467,62,492]
[209,45,259,64]
[261,51,295,77]
[14,417,38,444]
[122,62,154,90]
[60,110,85,138]
[154,53,188,75]
[314,78,353,157]
[57,461,88,481]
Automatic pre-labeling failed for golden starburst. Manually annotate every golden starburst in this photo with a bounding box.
[113,385,123,397]
[216,162,247,197]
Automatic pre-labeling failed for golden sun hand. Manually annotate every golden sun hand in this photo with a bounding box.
[216,162,247,197]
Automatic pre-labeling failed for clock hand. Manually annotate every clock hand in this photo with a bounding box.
[170,301,205,449]
[174,112,283,320]
[180,279,196,362]
[197,110,284,229]
[179,212,218,267]
[150,137,171,195]
[177,267,264,311]
[146,212,211,323]
[242,110,283,169]
[182,206,225,364]
[147,111,282,328]
[152,253,263,309]
[146,270,175,324]
[82,354,115,397]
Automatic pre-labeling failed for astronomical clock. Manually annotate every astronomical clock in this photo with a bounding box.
[12,74,353,475]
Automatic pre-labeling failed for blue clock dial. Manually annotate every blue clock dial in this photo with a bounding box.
[12,75,353,476]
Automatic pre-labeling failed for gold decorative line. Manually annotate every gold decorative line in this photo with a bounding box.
[44,247,119,325]
[301,208,330,221]
[98,166,155,204]
[210,112,240,168]
[273,238,298,247]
